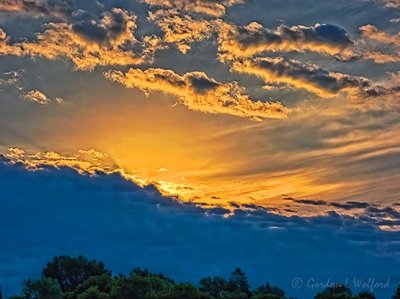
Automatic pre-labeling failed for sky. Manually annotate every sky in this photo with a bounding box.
[0,0,400,298]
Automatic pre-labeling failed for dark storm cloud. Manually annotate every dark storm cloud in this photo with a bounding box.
[0,161,399,299]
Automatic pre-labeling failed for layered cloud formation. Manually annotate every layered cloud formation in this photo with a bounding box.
[217,22,355,61]
[104,68,288,120]
[231,57,386,98]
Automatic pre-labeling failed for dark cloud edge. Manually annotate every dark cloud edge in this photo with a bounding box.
[1,154,399,232]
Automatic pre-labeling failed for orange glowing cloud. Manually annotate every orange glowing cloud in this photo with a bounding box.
[148,10,215,53]
[0,8,147,70]
[104,67,288,120]
[217,21,355,61]
[143,0,244,17]
[359,24,400,63]
[231,57,384,98]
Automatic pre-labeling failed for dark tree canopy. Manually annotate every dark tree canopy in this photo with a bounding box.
[42,256,111,292]
[227,268,250,296]
[199,276,227,298]
[393,285,400,299]
[5,256,400,299]
[253,283,286,298]
[314,284,353,299]
[356,291,376,299]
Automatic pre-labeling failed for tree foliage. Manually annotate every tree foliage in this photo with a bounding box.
[4,256,399,299]
[42,256,110,292]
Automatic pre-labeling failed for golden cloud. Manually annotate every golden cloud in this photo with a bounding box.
[231,57,383,98]
[143,0,244,17]
[359,24,400,63]
[217,21,355,61]
[0,0,69,19]
[23,90,51,104]
[148,10,215,53]
[104,67,288,120]
[0,8,146,70]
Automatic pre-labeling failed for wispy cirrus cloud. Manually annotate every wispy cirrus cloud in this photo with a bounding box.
[104,67,288,120]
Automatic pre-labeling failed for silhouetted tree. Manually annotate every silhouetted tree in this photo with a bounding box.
[22,277,63,299]
[110,269,176,299]
[356,291,376,299]
[66,274,112,299]
[165,283,208,299]
[42,256,110,292]
[252,283,286,299]
[227,268,250,297]
[314,284,353,299]
[199,276,227,298]
[393,285,400,299]
[76,286,109,299]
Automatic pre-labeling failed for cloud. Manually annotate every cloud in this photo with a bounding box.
[148,9,215,54]
[0,159,399,299]
[22,89,64,104]
[331,201,371,210]
[360,24,400,47]
[104,67,288,120]
[358,25,400,63]
[0,8,147,70]
[23,90,51,104]
[143,0,244,17]
[382,0,400,8]
[217,21,354,61]
[284,197,327,206]
[71,8,137,47]
[231,57,385,98]
[0,0,71,18]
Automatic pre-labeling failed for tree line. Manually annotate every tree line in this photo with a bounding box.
[1,256,399,299]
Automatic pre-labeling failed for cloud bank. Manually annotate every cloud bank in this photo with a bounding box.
[0,159,399,299]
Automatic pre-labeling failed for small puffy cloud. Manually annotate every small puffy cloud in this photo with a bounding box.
[143,0,244,17]
[22,90,64,105]
[231,57,384,98]
[0,28,7,40]
[23,90,51,104]
[0,69,24,86]
[148,10,215,54]
[104,67,288,120]
[383,0,400,8]
[217,21,354,61]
